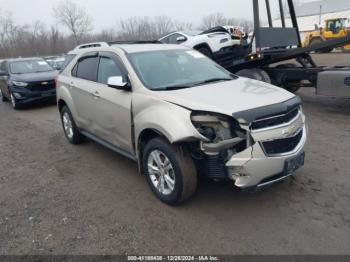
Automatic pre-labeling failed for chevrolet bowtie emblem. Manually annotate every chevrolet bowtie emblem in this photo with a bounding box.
[282,124,298,137]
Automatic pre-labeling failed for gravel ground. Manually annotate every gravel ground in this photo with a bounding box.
[0,54,350,255]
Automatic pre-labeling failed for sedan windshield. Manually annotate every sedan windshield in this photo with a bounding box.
[128,50,235,91]
[10,60,54,74]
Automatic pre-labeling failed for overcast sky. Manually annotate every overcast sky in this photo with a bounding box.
[0,0,312,31]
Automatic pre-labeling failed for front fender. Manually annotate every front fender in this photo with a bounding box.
[133,93,204,152]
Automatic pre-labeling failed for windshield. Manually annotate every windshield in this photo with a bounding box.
[10,60,54,74]
[128,50,235,91]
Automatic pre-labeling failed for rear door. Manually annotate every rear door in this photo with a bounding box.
[70,53,100,132]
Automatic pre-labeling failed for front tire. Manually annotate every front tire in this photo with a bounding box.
[142,138,198,205]
[60,105,85,144]
[310,38,333,53]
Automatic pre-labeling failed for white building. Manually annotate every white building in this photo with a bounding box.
[275,0,350,40]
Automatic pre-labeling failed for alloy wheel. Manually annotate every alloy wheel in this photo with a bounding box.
[147,150,176,195]
[62,112,74,139]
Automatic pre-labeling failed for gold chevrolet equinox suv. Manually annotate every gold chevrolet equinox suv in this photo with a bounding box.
[57,42,307,205]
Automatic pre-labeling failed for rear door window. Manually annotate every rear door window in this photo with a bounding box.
[76,56,99,82]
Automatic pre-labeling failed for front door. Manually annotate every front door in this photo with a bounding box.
[91,52,133,154]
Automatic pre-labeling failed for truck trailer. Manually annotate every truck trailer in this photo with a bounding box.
[217,0,350,97]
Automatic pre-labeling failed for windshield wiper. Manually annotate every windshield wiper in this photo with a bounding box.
[34,70,52,73]
[157,85,194,91]
[199,78,233,85]
[155,78,233,91]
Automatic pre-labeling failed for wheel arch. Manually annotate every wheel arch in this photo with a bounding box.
[310,36,324,44]
[58,99,67,112]
[193,43,212,53]
[56,85,78,123]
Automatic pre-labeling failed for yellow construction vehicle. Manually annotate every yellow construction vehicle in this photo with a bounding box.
[303,18,350,53]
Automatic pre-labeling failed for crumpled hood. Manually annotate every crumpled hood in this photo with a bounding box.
[154,77,296,117]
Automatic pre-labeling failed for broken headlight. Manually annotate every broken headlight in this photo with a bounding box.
[191,112,233,142]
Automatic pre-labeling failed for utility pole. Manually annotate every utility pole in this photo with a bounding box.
[319,5,323,25]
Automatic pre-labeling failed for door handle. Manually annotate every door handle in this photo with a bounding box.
[91,91,100,99]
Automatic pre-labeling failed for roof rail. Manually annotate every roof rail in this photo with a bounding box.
[74,42,109,50]
[108,40,162,45]
[70,40,162,53]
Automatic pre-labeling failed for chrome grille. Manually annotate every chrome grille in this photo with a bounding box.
[261,129,303,156]
[251,107,300,131]
[26,80,55,91]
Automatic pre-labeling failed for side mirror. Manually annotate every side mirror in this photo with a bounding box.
[0,70,8,77]
[176,36,187,42]
[107,76,130,90]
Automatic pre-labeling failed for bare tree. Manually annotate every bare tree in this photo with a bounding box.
[118,16,175,40]
[154,16,174,36]
[1,10,254,58]
[199,13,253,33]
[173,21,193,31]
[199,13,228,30]
[49,26,61,54]
[53,0,93,45]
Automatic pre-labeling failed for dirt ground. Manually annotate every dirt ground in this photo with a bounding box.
[0,54,350,255]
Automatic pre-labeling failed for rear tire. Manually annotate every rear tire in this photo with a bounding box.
[60,105,85,145]
[236,69,271,83]
[142,137,198,205]
[276,63,301,93]
[197,47,213,58]
[342,46,350,53]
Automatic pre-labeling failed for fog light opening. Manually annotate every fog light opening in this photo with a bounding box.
[13,92,23,99]
[229,172,249,181]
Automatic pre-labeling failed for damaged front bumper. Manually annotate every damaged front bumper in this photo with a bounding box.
[226,126,306,188]
[199,105,307,189]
